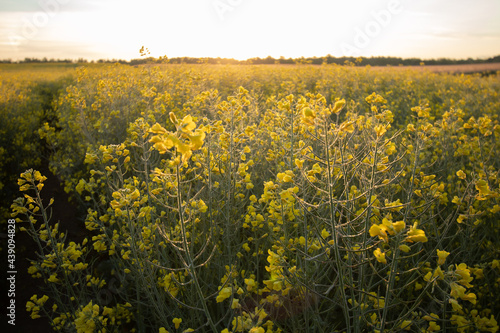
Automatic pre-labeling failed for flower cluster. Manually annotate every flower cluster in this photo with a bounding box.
[5,62,500,332]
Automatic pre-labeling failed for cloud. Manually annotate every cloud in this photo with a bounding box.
[1,0,499,61]
[1,37,109,60]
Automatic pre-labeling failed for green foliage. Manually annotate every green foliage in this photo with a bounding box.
[4,63,500,332]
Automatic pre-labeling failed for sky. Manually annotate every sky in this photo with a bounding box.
[1,0,499,61]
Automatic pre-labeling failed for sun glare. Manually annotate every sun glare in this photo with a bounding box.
[1,0,499,61]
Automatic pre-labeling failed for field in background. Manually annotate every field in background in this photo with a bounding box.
[1,62,499,333]
[3,60,500,74]
[372,62,500,74]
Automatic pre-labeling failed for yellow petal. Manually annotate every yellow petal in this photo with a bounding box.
[331,99,346,114]
[456,170,466,180]
[150,123,167,134]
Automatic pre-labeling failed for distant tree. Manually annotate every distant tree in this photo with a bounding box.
[11,54,498,67]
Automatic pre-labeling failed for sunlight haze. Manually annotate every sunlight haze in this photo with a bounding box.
[1,0,499,61]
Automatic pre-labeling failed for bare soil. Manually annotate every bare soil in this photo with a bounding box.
[6,164,88,333]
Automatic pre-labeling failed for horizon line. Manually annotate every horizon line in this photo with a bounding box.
[2,53,500,63]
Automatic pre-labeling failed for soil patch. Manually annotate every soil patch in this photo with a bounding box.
[6,164,88,332]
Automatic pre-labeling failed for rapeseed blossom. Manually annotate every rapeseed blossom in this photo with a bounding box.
[9,63,500,333]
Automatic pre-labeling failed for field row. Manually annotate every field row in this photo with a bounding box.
[1,63,499,332]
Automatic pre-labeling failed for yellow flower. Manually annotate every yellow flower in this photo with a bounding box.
[423,313,440,322]
[150,123,167,134]
[339,120,355,133]
[301,107,315,125]
[244,278,256,291]
[33,170,47,182]
[173,318,182,329]
[231,299,240,309]
[302,107,315,118]
[373,248,387,264]
[405,222,428,243]
[169,112,179,125]
[48,274,59,283]
[159,328,169,333]
[179,115,196,133]
[321,228,330,239]
[450,314,470,329]
[187,130,206,150]
[374,124,387,137]
[449,298,462,312]
[26,300,36,312]
[74,301,100,333]
[369,224,388,242]
[437,249,450,265]
[121,250,130,260]
[450,282,466,299]
[399,320,412,330]
[490,205,500,214]
[456,170,466,180]
[381,218,402,235]
[427,321,441,332]
[331,99,346,114]
[434,266,444,280]
[176,141,193,163]
[461,292,476,304]
[150,116,204,163]
[150,134,175,154]
[216,287,232,303]
[242,243,251,252]
[392,220,405,233]
[475,179,491,199]
[277,172,293,183]
[102,307,113,316]
[470,267,483,279]
[294,158,304,169]
[455,263,474,288]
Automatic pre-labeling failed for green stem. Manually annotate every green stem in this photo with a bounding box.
[323,120,351,332]
[380,139,421,331]
[33,176,80,306]
[176,164,218,333]
[355,136,379,332]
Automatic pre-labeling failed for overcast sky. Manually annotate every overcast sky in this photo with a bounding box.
[1,0,499,61]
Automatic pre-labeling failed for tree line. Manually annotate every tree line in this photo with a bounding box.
[2,54,499,66]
